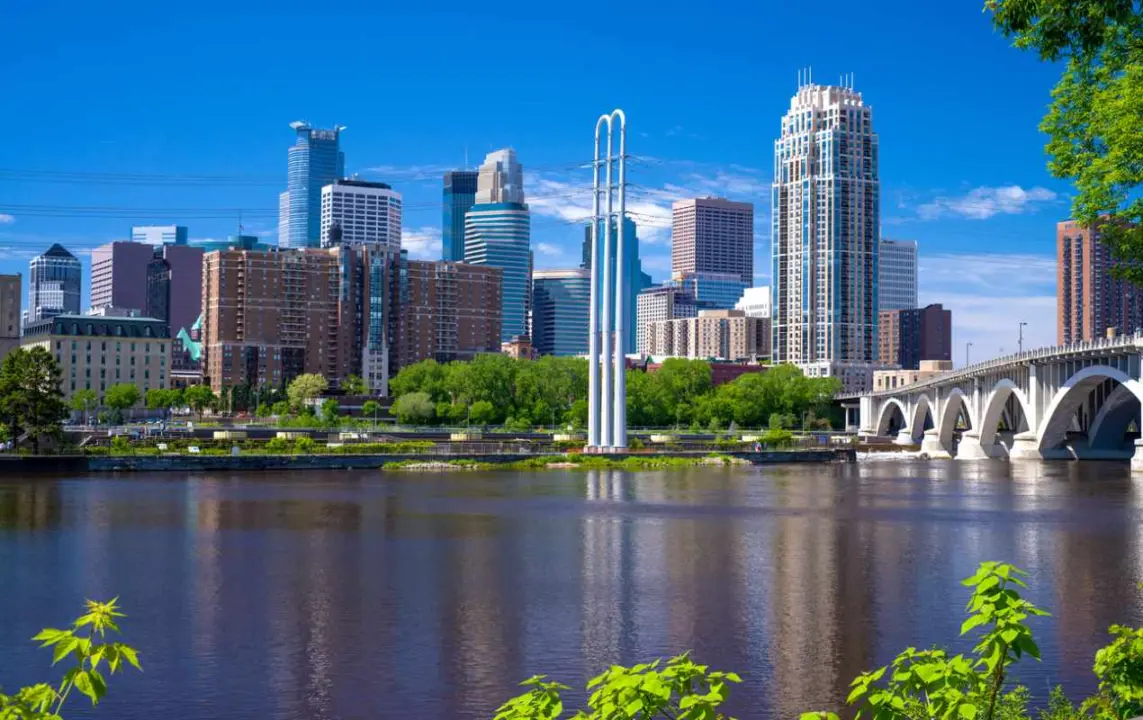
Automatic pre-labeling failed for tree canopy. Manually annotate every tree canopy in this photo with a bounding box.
[103,384,140,412]
[287,373,328,409]
[184,385,216,418]
[388,356,840,429]
[989,0,1143,280]
[0,348,68,452]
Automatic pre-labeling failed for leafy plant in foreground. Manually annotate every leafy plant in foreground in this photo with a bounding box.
[493,652,741,720]
[0,598,142,718]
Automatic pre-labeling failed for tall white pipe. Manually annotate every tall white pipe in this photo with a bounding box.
[600,119,615,448]
[587,117,606,449]
[611,110,627,448]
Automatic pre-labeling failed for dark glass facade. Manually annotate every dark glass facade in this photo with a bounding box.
[443,171,478,262]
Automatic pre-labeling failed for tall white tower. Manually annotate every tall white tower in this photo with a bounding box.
[771,74,881,393]
[586,110,628,451]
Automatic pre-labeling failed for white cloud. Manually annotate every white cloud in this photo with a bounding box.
[917,185,1058,220]
[0,214,13,225]
[535,242,561,256]
[361,164,455,183]
[919,252,1057,365]
[402,226,441,259]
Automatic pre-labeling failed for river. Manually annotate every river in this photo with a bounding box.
[1,461,1141,719]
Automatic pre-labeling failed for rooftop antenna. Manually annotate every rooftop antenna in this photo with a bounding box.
[464,144,469,170]
[238,209,244,235]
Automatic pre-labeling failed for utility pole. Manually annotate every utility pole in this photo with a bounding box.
[1018,321,1027,354]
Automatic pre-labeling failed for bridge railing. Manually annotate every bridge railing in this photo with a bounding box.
[851,332,1143,398]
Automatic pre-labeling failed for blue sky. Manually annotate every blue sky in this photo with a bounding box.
[1,0,1067,362]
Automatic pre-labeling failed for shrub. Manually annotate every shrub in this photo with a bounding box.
[109,435,131,455]
[294,436,315,454]
[264,437,290,453]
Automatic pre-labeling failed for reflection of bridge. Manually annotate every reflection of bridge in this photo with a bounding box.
[852,335,1143,466]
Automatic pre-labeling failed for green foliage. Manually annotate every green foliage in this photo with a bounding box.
[760,428,794,446]
[0,347,69,453]
[361,400,381,419]
[341,374,367,395]
[270,400,290,417]
[255,403,271,418]
[183,385,216,418]
[294,436,315,454]
[103,384,140,412]
[287,373,328,409]
[392,391,435,425]
[69,389,98,413]
[988,0,1143,283]
[145,388,181,411]
[494,652,741,720]
[0,599,141,718]
[1086,624,1143,718]
[468,400,496,426]
[264,436,290,453]
[109,435,131,456]
[320,399,340,424]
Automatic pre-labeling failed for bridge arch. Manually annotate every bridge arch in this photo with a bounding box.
[1038,365,1143,453]
[876,398,908,437]
[908,394,935,441]
[1088,384,1140,452]
[978,379,1032,450]
[937,388,973,454]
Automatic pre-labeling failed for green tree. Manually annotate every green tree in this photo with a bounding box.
[988,0,1143,281]
[468,399,495,426]
[287,373,328,409]
[145,388,171,411]
[320,398,340,425]
[0,599,142,718]
[294,435,315,454]
[0,348,68,453]
[104,384,140,416]
[389,359,447,401]
[392,391,435,425]
[361,400,381,424]
[183,385,216,420]
[271,400,290,417]
[341,374,367,395]
[70,388,99,425]
[494,653,741,720]
[255,403,271,418]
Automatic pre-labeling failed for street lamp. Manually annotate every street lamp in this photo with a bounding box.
[965,341,973,367]
[1018,321,1028,354]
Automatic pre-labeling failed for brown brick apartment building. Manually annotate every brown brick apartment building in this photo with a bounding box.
[398,260,502,367]
[1057,220,1143,344]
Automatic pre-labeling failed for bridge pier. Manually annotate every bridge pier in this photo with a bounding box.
[955,431,992,460]
[920,429,950,459]
[894,429,917,446]
[1008,431,1042,461]
[1132,440,1143,473]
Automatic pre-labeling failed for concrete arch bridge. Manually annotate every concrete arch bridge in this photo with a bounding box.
[856,335,1143,464]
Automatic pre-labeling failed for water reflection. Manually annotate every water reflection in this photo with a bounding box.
[0,462,1141,719]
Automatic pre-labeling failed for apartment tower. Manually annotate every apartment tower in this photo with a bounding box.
[671,198,754,285]
[1057,220,1143,344]
[772,78,880,393]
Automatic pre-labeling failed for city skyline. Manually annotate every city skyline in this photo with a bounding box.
[1,1,1075,363]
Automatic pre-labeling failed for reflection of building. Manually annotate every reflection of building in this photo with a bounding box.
[0,274,21,359]
[443,171,479,262]
[464,149,530,342]
[398,259,502,367]
[532,269,590,356]
[645,309,768,361]
[671,197,754,284]
[1057,219,1143,343]
[22,311,170,402]
[772,81,880,393]
[878,303,952,370]
[878,239,918,312]
[320,178,402,248]
[26,244,82,325]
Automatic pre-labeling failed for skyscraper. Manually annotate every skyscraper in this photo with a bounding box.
[146,254,171,326]
[1057,219,1143,344]
[635,286,699,355]
[671,197,754,285]
[583,217,653,354]
[281,122,345,249]
[668,271,749,310]
[131,225,188,246]
[320,179,402,248]
[878,303,952,370]
[464,149,531,342]
[26,244,81,326]
[532,269,591,356]
[90,241,154,312]
[443,171,479,261]
[879,239,918,312]
[772,79,880,393]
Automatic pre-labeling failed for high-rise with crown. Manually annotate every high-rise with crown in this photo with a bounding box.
[280,122,345,249]
[464,149,531,341]
[26,244,82,326]
[772,76,880,393]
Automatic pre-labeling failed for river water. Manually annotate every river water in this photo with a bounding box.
[1,461,1141,719]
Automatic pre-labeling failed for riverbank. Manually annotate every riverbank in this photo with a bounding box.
[0,448,854,473]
